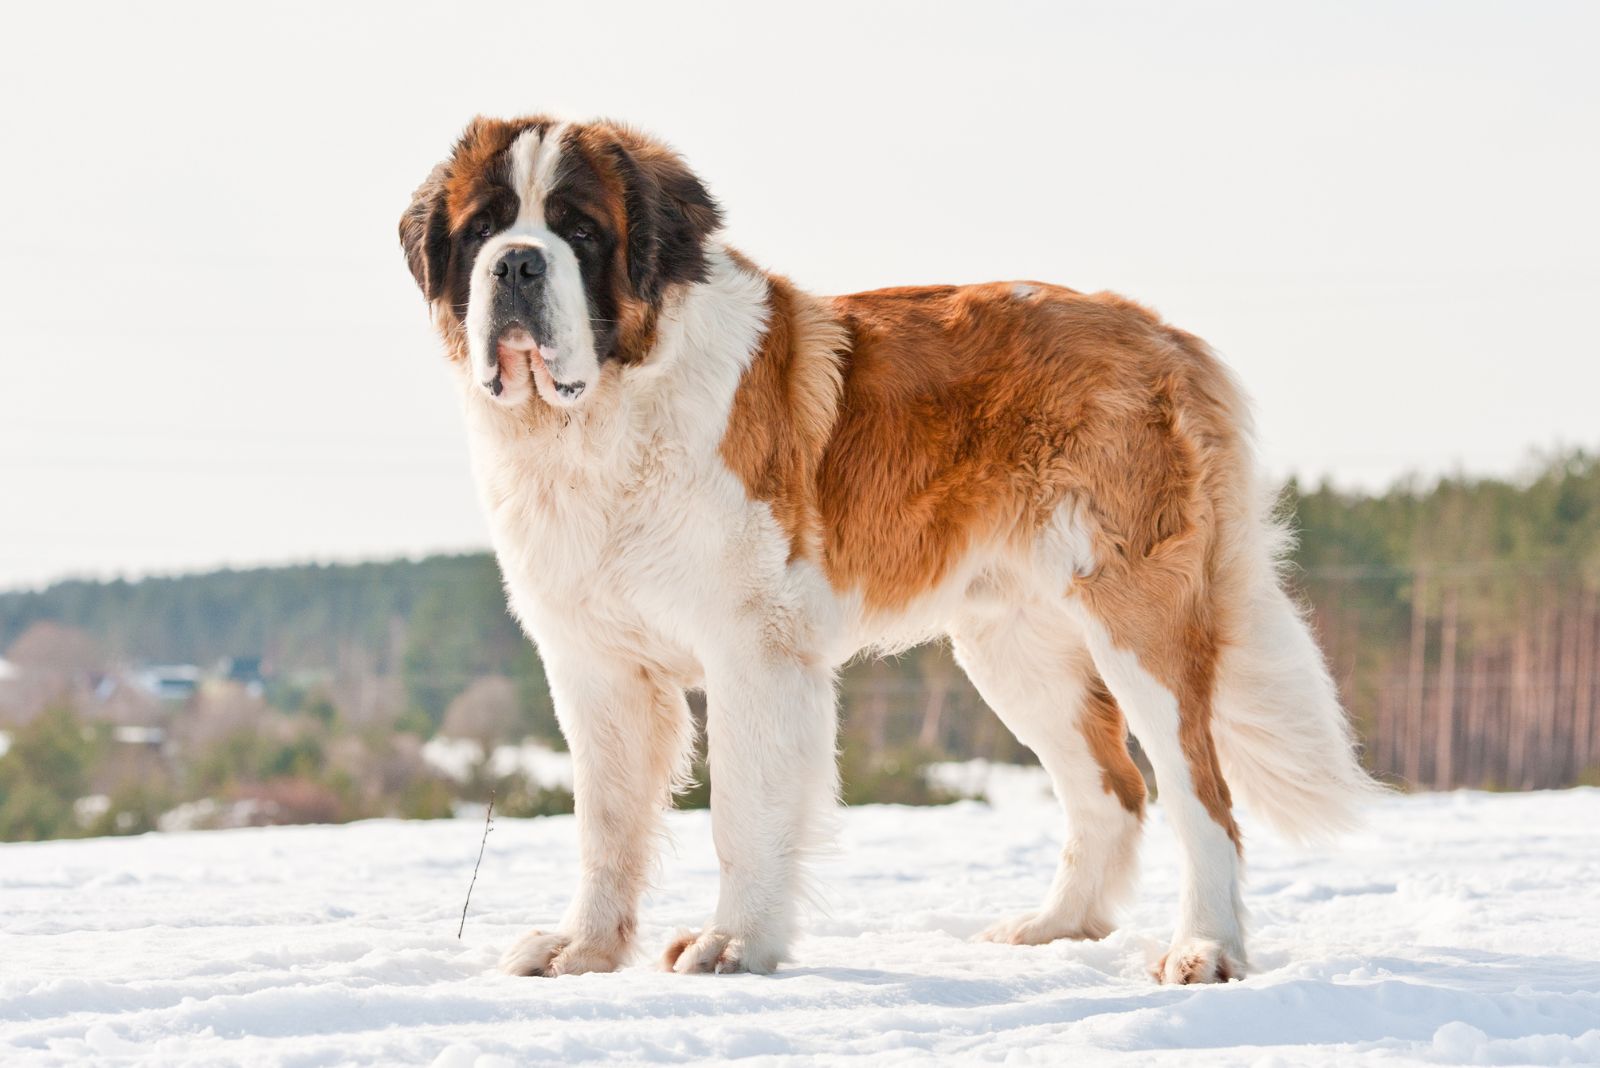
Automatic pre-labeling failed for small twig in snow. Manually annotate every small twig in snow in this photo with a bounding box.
[458,791,494,939]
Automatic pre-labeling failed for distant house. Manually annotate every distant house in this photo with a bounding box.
[84,671,163,727]
[216,656,265,697]
[137,665,202,702]
[112,724,166,747]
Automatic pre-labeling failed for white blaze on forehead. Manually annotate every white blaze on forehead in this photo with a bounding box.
[464,120,597,409]
[509,122,570,223]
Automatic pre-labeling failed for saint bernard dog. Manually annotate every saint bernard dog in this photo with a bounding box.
[399,115,1378,984]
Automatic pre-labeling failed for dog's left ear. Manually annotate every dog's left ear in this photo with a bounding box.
[399,161,452,302]
[609,139,723,304]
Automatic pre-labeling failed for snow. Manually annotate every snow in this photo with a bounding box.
[421,738,575,789]
[927,758,1060,808]
[485,742,574,790]
[3,787,1599,1066]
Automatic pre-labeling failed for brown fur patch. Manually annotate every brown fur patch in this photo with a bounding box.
[441,116,552,229]
[660,931,696,971]
[727,274,1246,845]
[719,268,847,563]
[1155,942,1241,984]
[564,123,667,365]
[1080,672,1148,815]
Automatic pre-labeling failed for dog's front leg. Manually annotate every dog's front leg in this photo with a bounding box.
[500,656,692,976]
[665,654,838,974]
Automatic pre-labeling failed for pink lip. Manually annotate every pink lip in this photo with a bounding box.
[529,353,556,394]
[495,331,564,402]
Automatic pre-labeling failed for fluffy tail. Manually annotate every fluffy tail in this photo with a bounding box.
[1210,483,1388,843]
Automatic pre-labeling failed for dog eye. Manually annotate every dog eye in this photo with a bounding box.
[570,223,592,242]
[471,216,493,240]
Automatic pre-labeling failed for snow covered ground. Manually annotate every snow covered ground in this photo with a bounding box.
[421,738,575,791]
[3,787,1599,1066]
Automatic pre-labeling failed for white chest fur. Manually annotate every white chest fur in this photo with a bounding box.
[454,249,806,677]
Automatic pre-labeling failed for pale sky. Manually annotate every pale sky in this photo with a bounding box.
[2,1,1596,590]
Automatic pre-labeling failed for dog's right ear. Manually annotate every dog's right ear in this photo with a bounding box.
[607,135,722,306]
[399,161,451,302]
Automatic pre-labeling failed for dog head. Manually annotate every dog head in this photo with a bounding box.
[400,117,722,409]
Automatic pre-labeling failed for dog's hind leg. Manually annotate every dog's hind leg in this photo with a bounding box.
[1072,577,1248,984]
[951,601,1146,945]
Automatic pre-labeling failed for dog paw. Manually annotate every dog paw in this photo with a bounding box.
[1152,938,1244,984]
[975,910,1112,946]
[661,927,778,975]
[499,929,622,977]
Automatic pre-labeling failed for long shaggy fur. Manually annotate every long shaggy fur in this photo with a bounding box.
[1211,481,1389,842]
[399,114,1380,985]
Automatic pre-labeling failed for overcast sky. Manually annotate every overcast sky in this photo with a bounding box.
[1,1,1596,590]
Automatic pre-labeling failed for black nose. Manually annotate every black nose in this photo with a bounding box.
[494,247,547,283]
